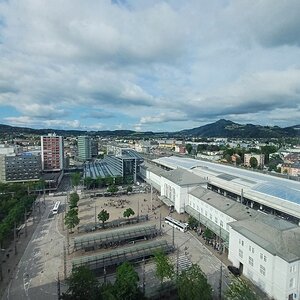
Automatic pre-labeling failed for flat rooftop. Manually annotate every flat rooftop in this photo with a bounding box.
[153,156,300,218]
[229,215,300,263]
[190,186,259,221]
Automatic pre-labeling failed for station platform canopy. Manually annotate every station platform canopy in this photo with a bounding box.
[72,239,174,270]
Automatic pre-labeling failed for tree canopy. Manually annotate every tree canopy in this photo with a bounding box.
[249,157,258,169]
[188,216,199,230]
[65,209,80,232]
[71,172,81,188]
[69,192,80,209]
[177,264,212,300]
[114,261,140,300]
[154,250,174,285]
[123,208,135,218]
[225,278,258,300]
[185,144,193,154]
[98,209,110,228]
[62,266,100,300]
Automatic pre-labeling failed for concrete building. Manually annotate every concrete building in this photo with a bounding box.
[244,153,265,167]
[84,148,143,183]
[78,136,92,161]
[41,134,64,171]
[282,162,300,176]
[0,153,41,183]
[160,168,205,213]
[229,216,300,300]
[138,156,300,300]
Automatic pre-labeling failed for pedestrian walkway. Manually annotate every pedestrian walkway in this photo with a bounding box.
[0,202,46,298]
[189,230,270,300]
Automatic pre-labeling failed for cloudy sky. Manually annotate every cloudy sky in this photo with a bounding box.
[0,0,300,132]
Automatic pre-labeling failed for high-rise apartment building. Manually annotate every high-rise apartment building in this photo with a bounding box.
[41,134,64,171]
[78,136,92,161]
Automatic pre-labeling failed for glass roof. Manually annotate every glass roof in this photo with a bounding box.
[253,183,300,205]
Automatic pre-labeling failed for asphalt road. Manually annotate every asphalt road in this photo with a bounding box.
[2,197,66,300]
[163,224,233,299]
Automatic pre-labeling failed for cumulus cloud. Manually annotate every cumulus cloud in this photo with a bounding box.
[0,0,300,130]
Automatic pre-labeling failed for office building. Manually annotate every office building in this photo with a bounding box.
[41,134,64,171]
[77,136,92,161]
[0,153,41,183]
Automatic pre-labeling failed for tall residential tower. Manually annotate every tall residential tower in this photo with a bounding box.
[41,134,64,171]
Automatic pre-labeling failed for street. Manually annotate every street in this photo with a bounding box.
[2,196,66,300]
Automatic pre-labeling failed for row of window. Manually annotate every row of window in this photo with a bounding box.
[190,199,231,231]
[239,239,268,262]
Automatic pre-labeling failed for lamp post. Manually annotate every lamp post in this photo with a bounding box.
[0,248,6,281]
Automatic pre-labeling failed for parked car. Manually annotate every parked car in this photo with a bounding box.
[227,265,240,276]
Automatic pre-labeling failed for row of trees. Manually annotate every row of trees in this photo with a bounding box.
[72,171,134,192]
[97,208,135,228]
[62,249,257,300]
[64,192,80,233]
[0,183,36,247]
[62,251,212,300]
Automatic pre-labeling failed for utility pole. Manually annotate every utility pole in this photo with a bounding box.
[103,265,107,285]
[63,244,67,280]
[219,226,223,300]
[57,272,61,300]
[150,183,153,212]
[142,258,146,295]
[172,225,175,247]
[137,199,140,222]
[24,208,27,237]
[94,204,97,227]
[159,212,162,232]
[176,247,179,278]
[14,222,17,255]
[67,229,70,255]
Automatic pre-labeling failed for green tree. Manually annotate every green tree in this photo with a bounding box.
[127,186,133,193]
[95,176,105,188]
[123,208,135,218]
[98,209,110,228]
[115,176,123,185]
[188,216,199,230]
[62,266,100,300]
[114,261,140,300]
[203,228,214,240]
[249,157,258,169]
[71,172,81,189]
[185,144,193,154]
[107,185,118,193]
[154,249,174,286]
[105,176,114,186]
[69,192,80,209]
[225,278,258,300]
[65,209,80,233]
[177,264,212,300]
[84,177,94,190]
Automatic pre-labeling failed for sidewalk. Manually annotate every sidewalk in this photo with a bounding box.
[189,230,270,300]
[0,202,46,299]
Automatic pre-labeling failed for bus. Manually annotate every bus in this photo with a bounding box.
[164,216,188,232]
[52,201,61,215]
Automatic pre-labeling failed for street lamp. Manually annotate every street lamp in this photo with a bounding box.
[0,248,6,281]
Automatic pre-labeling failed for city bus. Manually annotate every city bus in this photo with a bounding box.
[52,201,61,215]
[164,216,188,232]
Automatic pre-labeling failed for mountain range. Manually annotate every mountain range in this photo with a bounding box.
[0,119,299,138]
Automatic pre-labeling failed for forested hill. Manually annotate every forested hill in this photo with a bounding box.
[0,119,299,138]
[176,119,300,138]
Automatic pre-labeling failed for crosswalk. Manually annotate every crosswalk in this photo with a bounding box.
[176,255,192,272]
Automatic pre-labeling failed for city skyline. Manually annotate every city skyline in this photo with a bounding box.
[0,0,300,132]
